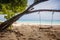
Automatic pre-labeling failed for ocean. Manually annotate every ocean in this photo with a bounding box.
[0,15,60,25]
[17,20,60,25]
[0,19,60,25]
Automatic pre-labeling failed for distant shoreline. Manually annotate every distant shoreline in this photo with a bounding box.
[0,20,60,25]
[12,22,60,27]
[16,20,60,25]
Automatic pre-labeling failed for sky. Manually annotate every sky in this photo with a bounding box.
[19,0,60,21]
[0,0,60,21]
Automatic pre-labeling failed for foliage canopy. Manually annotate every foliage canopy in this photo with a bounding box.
[0,0,27,19]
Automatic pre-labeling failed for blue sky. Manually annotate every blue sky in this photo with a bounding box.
[0,0,60,21]
[19,0,60,21]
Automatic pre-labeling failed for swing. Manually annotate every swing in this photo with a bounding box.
[39,11,54,29]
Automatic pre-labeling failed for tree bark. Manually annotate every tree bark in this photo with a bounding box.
[0,0,49,31]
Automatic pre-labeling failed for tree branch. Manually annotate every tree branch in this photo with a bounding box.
[26,0,48,11]
[0,0,48,31]
[27,9,60,14]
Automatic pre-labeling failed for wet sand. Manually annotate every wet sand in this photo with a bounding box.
[0,23,60,40]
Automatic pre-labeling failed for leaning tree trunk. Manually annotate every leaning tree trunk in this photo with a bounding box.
[0,0,48,32]
[0,11,26,31]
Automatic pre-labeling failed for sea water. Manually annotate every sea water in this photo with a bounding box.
[0,18,60,25]
[17,20,60,25]
[0,15,60,25]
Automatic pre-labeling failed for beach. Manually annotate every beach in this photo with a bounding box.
[0,22,60,40]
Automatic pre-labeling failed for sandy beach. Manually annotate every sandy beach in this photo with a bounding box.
[0,22,60,40]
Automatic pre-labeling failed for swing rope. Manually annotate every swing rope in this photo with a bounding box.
[51,11,54,28]
[38,11,41,27]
